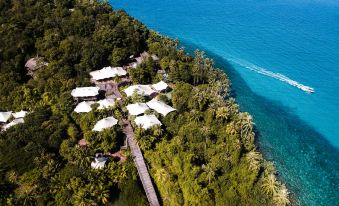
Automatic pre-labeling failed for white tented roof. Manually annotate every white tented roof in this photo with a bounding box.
[134,114,162,130]
[146,99,176,116]
[3,118,24,130]
[90,66,127,80]
[0,112,12,123]
[93,116,118,132]
[126,103,149,116]
[124,85,156,97]
[71,87,99,98]
[97,98,115,109]
[74,101,95,113]
[13,110,28,119]
[152,81,168,92]
[91,157,108,169]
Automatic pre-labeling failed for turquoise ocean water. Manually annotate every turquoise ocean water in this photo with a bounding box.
[110,0,339,205]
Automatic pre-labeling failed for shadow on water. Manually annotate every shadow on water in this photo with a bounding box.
[180,40,339,206]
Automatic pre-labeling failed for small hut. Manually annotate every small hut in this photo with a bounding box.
[131,51,159,68]
[134,114,162,130]
[124,85,156,97]
[71,87,100,102]
[25,57,48,78]
[91,154,108,169]
[90,66,127,83]
[146,99,176,116]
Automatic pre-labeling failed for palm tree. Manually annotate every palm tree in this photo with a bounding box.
[6,170,18,184]
[189,110,202,123]
[262,174,279,195]
[246,151,262,171]
[226,121,238,136]
[201,126,211,153]
[273,184,290,206]
[202,163,215,184]
[96,183,110,205]
[263,161,277,175]
[155,168,169,183]
[216,107,229,121]
[152,125,163,137]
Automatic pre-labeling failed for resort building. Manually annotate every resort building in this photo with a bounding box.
[91,154,108,169]
[3,118,24,131]
[25,57,48,78]
[74,101,95,113]
[124,85,156,97]
[134,114,162,130]
[126,103,149,116]
[146,99,176,116]
[130,52,159,68]
[90,66,127,82]
[92,116,118,132]
[12,110,28,119]
[0,112,12,123]
[152,81,169,92]
[96,98,115,110]
[71,87,100,101]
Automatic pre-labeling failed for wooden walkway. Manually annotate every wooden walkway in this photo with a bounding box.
[111,83,160,206]
[123,120,160,206]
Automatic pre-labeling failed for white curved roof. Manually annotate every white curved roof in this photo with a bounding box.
[93,116,118,132]
[146,99,176,116]
[71,87,99,98]
[124,85,156,97]
[74,101,95,113]
[90,66,127,80]
[152,81,168,91]
[0,112,12,123]
[3,118,24,130]
[97,98,115,109]
[13,110,28,119]
[91,157,108,169]
[134,114,162,129]
[126,103,149,116]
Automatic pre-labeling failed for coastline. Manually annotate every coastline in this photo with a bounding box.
[180,40,339,206]
[2,0,338,204]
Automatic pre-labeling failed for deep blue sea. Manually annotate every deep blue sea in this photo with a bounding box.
[110,0,339,205]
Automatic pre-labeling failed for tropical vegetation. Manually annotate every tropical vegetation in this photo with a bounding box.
[0,0,289,205]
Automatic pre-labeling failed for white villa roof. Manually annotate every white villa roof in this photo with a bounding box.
[74,101,95,113]
[97,98,115,109]
[146,99,176,116]
[152,81,168,92]
[134,114,162,130]
[0,112,12,123]
[13,110,28,119]
[124,85,156,97]
[126,103,149,116]
[93,116,118,132]
[3,118,24,130]
[91,157,108,169]
[71,87,99,98]
[90,66,127,80]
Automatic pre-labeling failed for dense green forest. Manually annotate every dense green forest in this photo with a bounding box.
[0,0,290,205]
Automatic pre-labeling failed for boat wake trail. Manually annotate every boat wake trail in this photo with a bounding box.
[229,58,315,93]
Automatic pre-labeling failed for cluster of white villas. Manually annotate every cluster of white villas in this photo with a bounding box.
[0,110,28,131]
[70,61,174,169]
[124,81,176,129]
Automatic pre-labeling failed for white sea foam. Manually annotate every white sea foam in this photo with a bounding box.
[229,58,315,93]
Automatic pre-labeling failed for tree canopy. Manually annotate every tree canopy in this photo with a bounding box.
[0,0,289,205]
